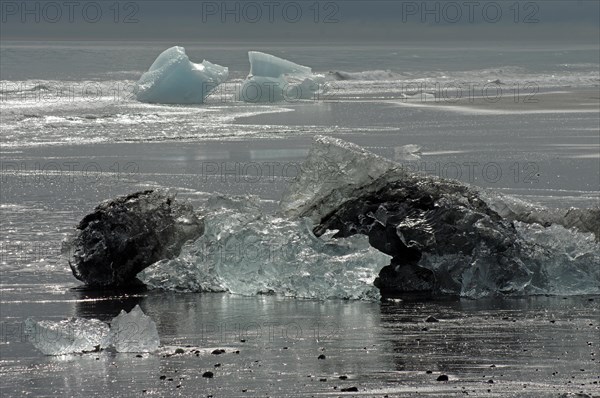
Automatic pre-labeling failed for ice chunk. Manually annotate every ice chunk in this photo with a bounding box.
[279,135,404,223]
[394,144,422,161]
[136,46,228,104]
[248,51,312,78]
[26,306,160,355]
[107,305,160,353]
[282,135,600,298]
[514,222,600,296]
[65,190,204,287]
[239,52,325,102]
[481,192,600,240]
[24,317,109,355]
[139,194,390,300]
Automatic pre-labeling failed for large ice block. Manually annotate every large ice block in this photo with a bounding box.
[139,194,390,300]
[239,51,325,102]
[279,135,600,298]
[136,46,228,104]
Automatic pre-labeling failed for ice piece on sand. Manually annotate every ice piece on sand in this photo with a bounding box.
[26,306,160,355]
[24,317,109,355]
[239,51,325,102]
[107,305,160,352]
[136,46,228,104]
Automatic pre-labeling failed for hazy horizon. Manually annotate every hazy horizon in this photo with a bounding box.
[1,1,598,43]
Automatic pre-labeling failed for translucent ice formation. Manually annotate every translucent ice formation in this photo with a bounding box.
[26,305,159,355]
[107,305,160,352]
[239,52,325,102]
[480,192,600,241]
[25,317,109,355]
[280,135,600,298]
[136,46,228,104]
[279,135,404,223]
[139,194,390,300]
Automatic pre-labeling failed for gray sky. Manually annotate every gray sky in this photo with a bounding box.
[1,0,598,43]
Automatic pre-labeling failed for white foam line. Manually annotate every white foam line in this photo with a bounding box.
[389,100,599,115]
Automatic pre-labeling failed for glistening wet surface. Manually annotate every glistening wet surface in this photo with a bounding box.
[1,292,598,397]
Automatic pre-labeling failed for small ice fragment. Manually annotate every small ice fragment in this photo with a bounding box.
[394,144,422,161]
[107,305,160,352]
[24,317,109,356]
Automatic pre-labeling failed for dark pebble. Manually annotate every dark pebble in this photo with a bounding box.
[202,371,214,378]
[426,370,433,374]
[175,348,185,354]
[341,387,358,392]
[214,363,221,367]
[488,379,494,384]
[437,375,449,381]
[339,375,348,380]
[240,339,246,343]
[318,354,326,360]
[159,375,166,380]
[425,316,439,323]
[319,378,327,382]
[135,354,143,358]
[167,378,173,382]
[211,349,225,355]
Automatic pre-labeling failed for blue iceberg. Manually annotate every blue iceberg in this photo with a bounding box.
[239,51,325,102]
[136,46,228,104]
